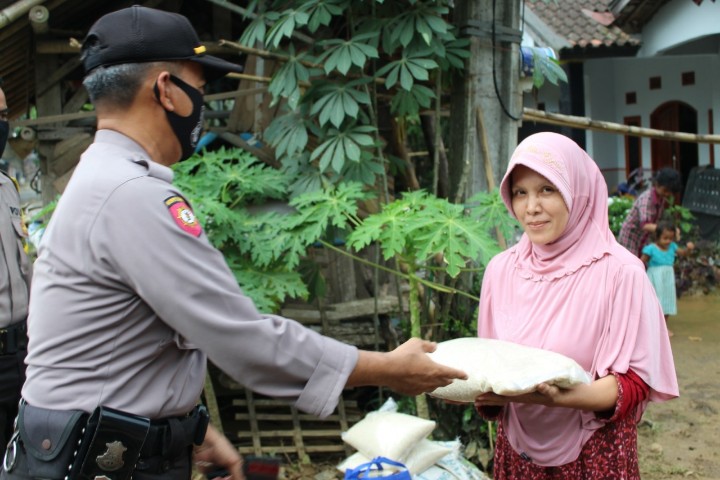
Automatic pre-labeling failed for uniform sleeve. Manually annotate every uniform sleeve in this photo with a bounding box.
[90,179,358,418]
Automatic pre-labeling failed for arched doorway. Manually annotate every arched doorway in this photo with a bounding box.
[650,101,699,193]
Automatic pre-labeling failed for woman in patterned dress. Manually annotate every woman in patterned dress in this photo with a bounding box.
[474,132,679,479]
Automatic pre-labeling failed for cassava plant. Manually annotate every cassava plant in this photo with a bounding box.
[237,0,471,196]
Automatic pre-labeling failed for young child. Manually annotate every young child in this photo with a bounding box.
[641,220,695,336]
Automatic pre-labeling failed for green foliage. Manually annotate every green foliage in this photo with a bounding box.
[240,0,469,194]
[173,147,309,312]
[346,190,499,278]
[466,189,521,245]
[664,203,695,235]
[607,196,634,236]
[173,148,506,315]
[531,49,568,88]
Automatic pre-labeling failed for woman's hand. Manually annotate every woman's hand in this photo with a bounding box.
[474,375,618,413]
[474,383,564,409]
[193,424,245,480]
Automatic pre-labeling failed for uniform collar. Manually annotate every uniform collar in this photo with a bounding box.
[94,129,174,183]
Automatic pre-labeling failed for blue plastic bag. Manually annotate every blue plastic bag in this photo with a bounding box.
[344,457,412,479]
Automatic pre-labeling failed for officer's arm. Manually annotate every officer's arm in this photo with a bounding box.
[347,338,467,395]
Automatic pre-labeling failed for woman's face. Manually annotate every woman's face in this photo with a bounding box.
[510,165,570,245]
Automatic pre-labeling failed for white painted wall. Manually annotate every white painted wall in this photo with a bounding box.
[584,53,720,188]
[582,58,623,190]
[638,0,720,57]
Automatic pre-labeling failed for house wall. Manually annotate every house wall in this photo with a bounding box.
[638,0,720,57]
[584,53,720,189]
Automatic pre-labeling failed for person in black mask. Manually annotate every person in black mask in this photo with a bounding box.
[2,7,465,480]
[0,83,32,462]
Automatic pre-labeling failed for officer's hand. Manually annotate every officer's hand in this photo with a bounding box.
[385,338,468,396]
[193,424,245,480]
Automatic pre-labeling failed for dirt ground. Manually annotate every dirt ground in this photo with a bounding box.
[638,293,720,480]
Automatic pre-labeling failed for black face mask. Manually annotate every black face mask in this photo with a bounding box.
[154,75,205,162]
[0,120,9,159]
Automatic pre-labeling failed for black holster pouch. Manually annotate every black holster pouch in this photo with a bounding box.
[16,402,89,479]
[69,406,150,480]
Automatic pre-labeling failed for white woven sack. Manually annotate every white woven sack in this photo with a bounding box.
[427,338,592,402]
[338,439,453,475]
[341,411,436,463]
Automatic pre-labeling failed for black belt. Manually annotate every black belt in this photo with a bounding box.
[140,404,210,459]
[0,320,27,355]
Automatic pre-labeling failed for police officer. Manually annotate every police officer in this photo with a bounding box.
[0,83,31,462]
[1,6,465,480]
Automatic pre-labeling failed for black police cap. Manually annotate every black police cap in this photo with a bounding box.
[81,5,243,82]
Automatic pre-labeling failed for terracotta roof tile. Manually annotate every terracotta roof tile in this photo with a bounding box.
[525,0,640,50]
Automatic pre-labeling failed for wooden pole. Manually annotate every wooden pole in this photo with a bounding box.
[476,106,508,250]
[523,108,720,144]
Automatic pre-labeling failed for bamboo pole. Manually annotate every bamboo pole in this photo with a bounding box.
[0,0,45,29]
[523,108,720,144]
[10,88,269,128]
[220,39,324,70]
[476,105,508,250]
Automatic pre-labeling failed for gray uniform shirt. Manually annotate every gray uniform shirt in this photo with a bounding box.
[0,172,31,327]
[23,130,358,419]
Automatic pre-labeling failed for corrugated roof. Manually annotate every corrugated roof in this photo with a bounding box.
[525,0,640,53]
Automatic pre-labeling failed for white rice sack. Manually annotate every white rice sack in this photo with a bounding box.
[341,411,436,463]
[337,440,451,475]
[417,439,490,480]
[427,338,592,402]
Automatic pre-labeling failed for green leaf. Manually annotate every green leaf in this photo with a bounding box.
[399,64,414,90]
[268,46,311,106]
[266,10,309,48]
[531,50,568,88]
[310,124,377,174]
[319,34,379,75]
[265,112,309,158]
[466,189,521,246]
[390,84,435,116]
[239,16,268,47]
[309,83,368,128]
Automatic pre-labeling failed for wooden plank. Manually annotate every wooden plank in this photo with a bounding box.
[231,391,362,460]
[51,133,92,176]
[244,389,262,455]
[281,296,401,325]
[52,166,74,194]
[38,127,92,141]
[37,57,81,97]
[290,407,306,458]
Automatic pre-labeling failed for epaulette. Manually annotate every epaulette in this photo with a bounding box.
[0,169,20,193]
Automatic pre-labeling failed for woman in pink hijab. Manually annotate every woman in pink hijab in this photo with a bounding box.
[475,132,678,479]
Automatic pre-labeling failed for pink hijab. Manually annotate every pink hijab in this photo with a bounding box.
[478,133,678,466]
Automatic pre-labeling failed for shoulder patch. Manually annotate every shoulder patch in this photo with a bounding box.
[164,195,202,237]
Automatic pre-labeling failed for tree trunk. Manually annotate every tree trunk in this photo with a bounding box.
[449,0,523,201]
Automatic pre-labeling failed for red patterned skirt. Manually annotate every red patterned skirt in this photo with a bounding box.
[492,414,639,480]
